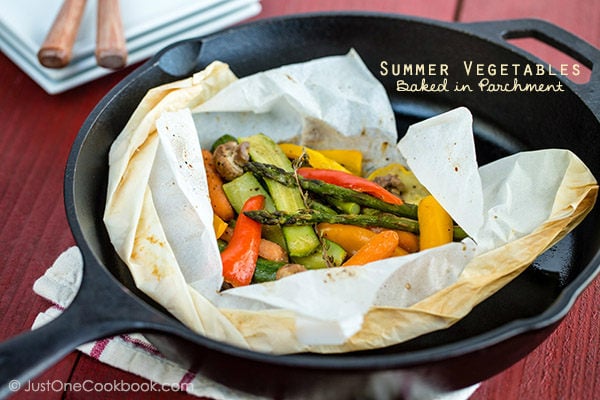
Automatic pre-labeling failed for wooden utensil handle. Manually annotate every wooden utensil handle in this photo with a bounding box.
[96,0,127,69]
[37,0,87,68]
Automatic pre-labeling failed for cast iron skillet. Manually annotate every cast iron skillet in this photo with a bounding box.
[1,13,599,399]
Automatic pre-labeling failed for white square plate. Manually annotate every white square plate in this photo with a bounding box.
[0,0,261,93]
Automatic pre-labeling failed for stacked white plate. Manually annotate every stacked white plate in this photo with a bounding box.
[0,0,261,94]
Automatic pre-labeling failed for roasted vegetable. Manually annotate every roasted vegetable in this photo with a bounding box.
[202,149,235,221]
[209,135,468,285]
[418,195,454,250]
[222,171,286,249]
[245,209,419,234]
[222,172,276,213]
[213,141,250,181]
[291,239,347,269]
[297,167,404,205]
[210,134,238,152]
[241,134,320,257]
[244,161,418,219]
[367,163,429,205]
[276,264,308,280]
[278,143,351,173]
[343,230,400,266]
[221,195,265,287]
[251,259,287,283]
[212,214,228,239]
[318,149,363,176]
[245,209,467,241]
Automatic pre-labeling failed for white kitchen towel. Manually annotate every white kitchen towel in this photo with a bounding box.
[32,246,480,400]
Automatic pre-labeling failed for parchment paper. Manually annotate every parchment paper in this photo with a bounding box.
[103,51,597,354]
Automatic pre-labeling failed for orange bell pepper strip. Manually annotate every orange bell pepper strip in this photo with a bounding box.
[317,223,377,255]
[297,168,403,205]
[318,223,409,257]
[342,230,400,266]
[395,230,419,253]
[370,227,420,253]
[221,195,265,287]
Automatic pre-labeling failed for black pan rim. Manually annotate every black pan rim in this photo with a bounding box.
[65,11,600,370]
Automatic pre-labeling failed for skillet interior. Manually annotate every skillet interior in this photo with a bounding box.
[68,12,600,393]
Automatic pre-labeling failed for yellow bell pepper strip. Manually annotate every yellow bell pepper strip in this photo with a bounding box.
[212,214,229,239]
[278,143,351,173]
[417,195,453,250]
[318,149,363,176]
[221,195,265,287]
[297,168,404,205]
[342,230,400,266]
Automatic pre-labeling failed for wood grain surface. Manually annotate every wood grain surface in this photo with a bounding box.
[0,1,597,399]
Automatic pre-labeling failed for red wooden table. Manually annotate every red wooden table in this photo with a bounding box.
[0,1,598,399]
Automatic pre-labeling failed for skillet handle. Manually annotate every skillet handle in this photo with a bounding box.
[459,18,600,115]
[0,251,173,398]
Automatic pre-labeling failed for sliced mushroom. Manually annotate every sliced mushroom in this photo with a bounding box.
[372,174,405,197]
[213,141,250,181]
[275,263,307,280]
[259,239,289,263]
[234,141,250,165]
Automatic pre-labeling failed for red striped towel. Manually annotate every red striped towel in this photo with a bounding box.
[32,247,480,400]
[32,246,263,400]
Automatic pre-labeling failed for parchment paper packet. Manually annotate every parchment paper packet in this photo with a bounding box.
[104,50,598,354]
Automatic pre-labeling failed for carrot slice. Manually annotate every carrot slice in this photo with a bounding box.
[202,149,235,221]
[342,230,400,266]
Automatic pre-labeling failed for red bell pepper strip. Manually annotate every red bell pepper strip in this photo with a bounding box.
[220,195,265,287]
[296,168,404,205]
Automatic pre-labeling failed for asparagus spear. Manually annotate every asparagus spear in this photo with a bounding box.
[244,209,469,241]
[245,208,418,232]
[244,162,419,219]
[241,134,320,257]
